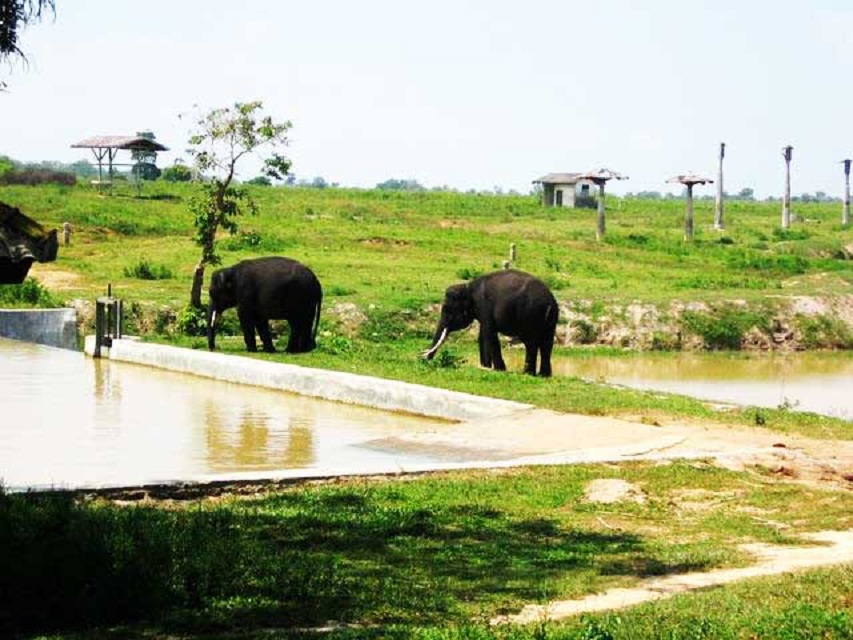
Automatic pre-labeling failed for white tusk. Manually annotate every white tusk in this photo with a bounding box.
[210,310,217,326]
[422,328,448,359]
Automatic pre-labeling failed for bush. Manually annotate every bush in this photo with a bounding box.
[161,164,192,182]
[571,319,598,345]
[795,314,853,349]
[176,305,208,336]
[123,258,174,280]
[681,306,771,350]
[0,278,61,308]
[0,168,76,186]
[456,267,483,281]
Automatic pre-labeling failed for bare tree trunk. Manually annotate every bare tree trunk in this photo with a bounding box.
[684,184,695,242]
[843,159,851,227]
[782,146,793,229]
[190,261,206,308]
[714,142,725,230]
[595,182,606,241]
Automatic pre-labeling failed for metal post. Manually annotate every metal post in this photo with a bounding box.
[684,183,695,242]
[782,146,793,229]
[62,222,71,246]
[714,142,725,230]
[843,159,851,227]
[596,181,606,241]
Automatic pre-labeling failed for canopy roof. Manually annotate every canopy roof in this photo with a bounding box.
[71,136,169,152]
[532,172,585,184]
[576,168,628,183]
[667,173,714,186]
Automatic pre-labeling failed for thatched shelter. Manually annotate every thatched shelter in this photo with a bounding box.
[70,135,169,187]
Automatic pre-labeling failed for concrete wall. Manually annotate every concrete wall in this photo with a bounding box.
[84,337,532,422]
[0,308,77,350]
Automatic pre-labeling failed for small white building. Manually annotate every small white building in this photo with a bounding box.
[533,173,596,208]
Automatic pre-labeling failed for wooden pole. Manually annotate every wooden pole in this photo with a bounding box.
[684,183,695,242]
[843,159,851,227]
[595,181,606,241]
[714,142,725,230]
[782,146,793,229]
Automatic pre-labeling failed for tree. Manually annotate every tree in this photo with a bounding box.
[0,1,53,58]
[161,163,192,182]
[184,101,292,307]
[737,187,754,200]
[1,0,54,90]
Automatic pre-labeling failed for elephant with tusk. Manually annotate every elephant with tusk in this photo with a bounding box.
[423,269,558,376]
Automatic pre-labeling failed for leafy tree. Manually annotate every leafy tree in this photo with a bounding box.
[183,101,292,307]
[0,0,54,59]
[376,178,424,191]
[737,187,755,200]
[246,175,272,186]
[161,163,192,182]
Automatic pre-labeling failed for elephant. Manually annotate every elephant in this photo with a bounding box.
[207,256,322,354]
[423,269,558,376]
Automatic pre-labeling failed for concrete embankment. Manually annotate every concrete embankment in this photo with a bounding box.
[83,337,532,422]
[0,308,77,350]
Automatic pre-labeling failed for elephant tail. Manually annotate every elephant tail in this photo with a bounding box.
[312,294,322,342]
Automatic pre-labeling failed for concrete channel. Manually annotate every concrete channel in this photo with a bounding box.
[0,308,77,350]
[83,337,532,422]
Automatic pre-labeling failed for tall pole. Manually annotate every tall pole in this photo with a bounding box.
[714,142,725,230]
[843,159,851,227]
[782,145,793,229]
[684,183,695,242]
[595,181,606,241]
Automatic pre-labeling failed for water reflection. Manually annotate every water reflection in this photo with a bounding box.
[0,338,446,489]
[536,351,853,420]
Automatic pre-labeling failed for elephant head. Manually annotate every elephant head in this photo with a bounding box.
[207,267,237,350]
[422,283,475,359]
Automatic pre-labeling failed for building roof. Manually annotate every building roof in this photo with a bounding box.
[71,136,169,152]
[532,172,584,184]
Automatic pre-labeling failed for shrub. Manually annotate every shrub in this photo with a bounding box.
[130,163,161,181]
[160,164,192,182]
[0,168,76,186]
[176,305,208,337]
[795,314,853,349]
[681,306,771,350]
[0,278,61,308]
[456,267,483,281]
[571,319,598,345]
[123,258,174,280]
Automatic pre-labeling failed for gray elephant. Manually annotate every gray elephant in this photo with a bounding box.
[423,269,558,376]
[207,256,322,354]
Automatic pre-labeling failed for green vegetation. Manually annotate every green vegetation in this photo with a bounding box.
[3,461,852,638]
[0,276,61,307]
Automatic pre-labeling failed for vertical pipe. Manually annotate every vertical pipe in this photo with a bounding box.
[596,181,606,241]
[782,146,793,229]
[684,183,695,242]
[95,300,104,358]
[714,142,725,230]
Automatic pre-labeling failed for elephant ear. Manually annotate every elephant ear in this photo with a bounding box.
[444,283,469,305]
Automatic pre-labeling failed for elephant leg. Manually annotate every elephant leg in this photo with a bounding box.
[538,332,555,378]
[286,317,310,353]
[238,308,258,352]
[523,341,538,375]
[257,319,276,353]
[484,326,506,371]
[478,330,492,368]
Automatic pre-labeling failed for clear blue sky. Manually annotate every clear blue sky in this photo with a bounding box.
[2,0,852,197]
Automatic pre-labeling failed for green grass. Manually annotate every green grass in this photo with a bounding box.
[4,461,853,638]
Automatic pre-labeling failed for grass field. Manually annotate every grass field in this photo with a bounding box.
[3,461,853,639]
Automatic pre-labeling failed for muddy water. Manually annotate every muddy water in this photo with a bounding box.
[0,338,448,490]
[545,351,853,420]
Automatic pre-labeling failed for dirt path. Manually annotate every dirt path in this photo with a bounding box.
[492,530,853,624]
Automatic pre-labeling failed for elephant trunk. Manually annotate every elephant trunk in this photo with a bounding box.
[207,305,218,351]
[422,324,449,360]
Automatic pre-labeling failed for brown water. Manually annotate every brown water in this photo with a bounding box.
[0,338,448,490]
[544,351,853,421]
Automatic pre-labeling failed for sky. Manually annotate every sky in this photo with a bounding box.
[2,0,852,197]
